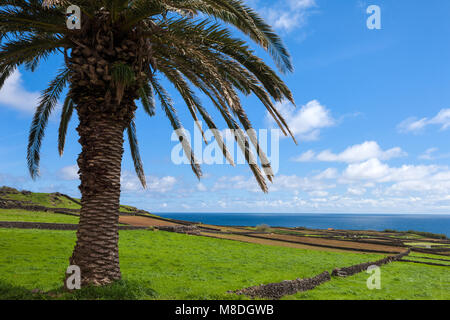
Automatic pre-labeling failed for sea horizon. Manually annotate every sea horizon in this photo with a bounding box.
[158,212,450,237]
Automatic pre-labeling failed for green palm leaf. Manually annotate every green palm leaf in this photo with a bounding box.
[27,68,69,178]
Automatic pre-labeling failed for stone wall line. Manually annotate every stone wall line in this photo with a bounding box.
[231,250,410,299]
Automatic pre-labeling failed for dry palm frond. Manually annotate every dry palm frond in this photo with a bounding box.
[42,0,66,8]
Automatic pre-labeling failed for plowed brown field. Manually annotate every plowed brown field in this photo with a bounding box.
[254,233,403,253]
[200,232,367,253]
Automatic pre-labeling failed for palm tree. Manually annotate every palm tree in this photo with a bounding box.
[0,0,296,287]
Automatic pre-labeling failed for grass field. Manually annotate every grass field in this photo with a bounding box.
[0,228,385,300]
[0,209,79,224]
[2,192,81,209]
[1,188,448,300]
[1,228,449,300]
[288,262,450,300]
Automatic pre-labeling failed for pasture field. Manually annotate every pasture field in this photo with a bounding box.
[0,228,382,300]
[288,261,450,300]
[1,228,449,300]
[0,209,79,224]
[1,192,81,209]
[0,188,448,300]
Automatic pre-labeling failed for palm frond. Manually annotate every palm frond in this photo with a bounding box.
[111,62,135,103]
[0,35,66,78]
[152,0,293,73]
[160,66,235,166]
[0,64,15,91]
[58,92,74,156]
[42,0,66,7]
[138,82,156,117]
[127,118,147,188]
[27,68,69,178]
[149,76,202,179]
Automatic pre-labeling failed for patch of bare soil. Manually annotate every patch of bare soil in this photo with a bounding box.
[119,216,179,227]
[200,232,357,253]
[252,233,404,253]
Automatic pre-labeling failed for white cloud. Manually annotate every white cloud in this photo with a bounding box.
[59,165,79,181]
[308,190,329,197]
[342,158,442,184]
[419,148,438,160]
[0,70,39,112]
[121,171,176,193]
[259,0,316,32]
[295,141,406,163]
[213,174,334,194]
[295,149,315,162]
[347,187,366,196]
[398,109,450,133]
[430,109,450,130]
[218,200,227,208]
[388,180,450,194]
[270,100,335,141]
[314,168,338,180]
[418,148,450,161]
[342,158,390,181]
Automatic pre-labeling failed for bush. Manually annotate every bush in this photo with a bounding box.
[383,229,448,240]
[255,224,271,232]
[406,230,448,240]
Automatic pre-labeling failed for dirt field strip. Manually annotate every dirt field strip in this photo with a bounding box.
[200,232,366,253]
[119,215,179,227]
[242,233,404,254]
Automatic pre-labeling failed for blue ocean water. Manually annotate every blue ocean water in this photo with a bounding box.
[158,213,450,237]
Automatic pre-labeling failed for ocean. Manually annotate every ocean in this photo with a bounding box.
[158,213,450,237]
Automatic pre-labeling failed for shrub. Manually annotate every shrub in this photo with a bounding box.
[255,224,271,232]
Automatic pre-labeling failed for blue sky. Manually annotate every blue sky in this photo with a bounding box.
[1,0,450,214]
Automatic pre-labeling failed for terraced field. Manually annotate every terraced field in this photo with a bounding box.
[0,186,448,300]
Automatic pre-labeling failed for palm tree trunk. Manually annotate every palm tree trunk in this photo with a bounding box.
[68,107,126,286]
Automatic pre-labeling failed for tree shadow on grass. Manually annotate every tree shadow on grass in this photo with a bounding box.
[0,279,158,300]
[0,280,47,300]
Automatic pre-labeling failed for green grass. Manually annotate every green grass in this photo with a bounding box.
[119,205,137,213]
[390,234,424,240]
[2,188,151,216]
[403,254,450,266]
[409,252,450,260]
[0,209,79,224]
[405,257,450,266]
[0,228,384,300]
[3,192,81,209]
[1,228,448,300]
[287,261,450,300]
[406,242,449,247]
